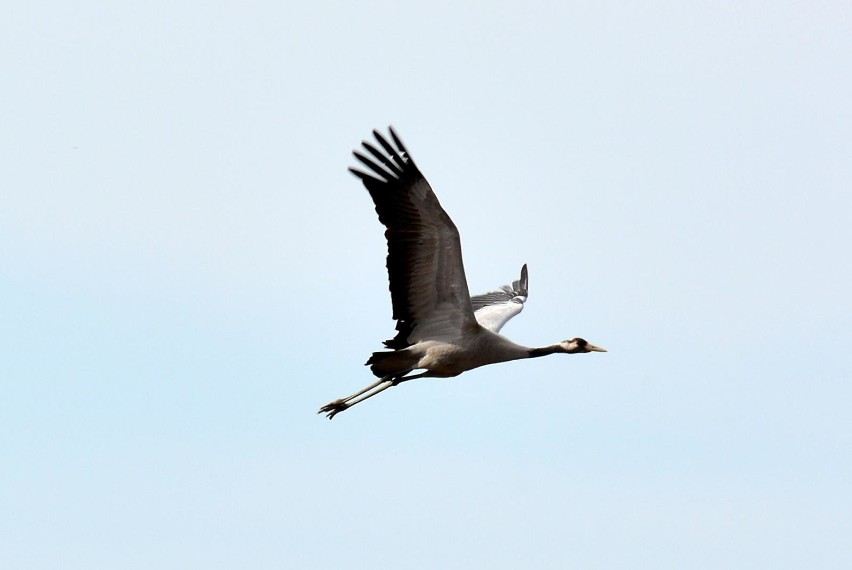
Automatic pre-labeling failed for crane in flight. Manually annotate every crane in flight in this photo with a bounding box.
[319,127,606,419]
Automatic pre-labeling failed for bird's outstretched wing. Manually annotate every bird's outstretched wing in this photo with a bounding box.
[471,264,528,333]
[349,127,477,349]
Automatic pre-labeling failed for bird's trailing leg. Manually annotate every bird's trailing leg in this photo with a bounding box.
[318,377,387,419]
[318,371,430,419]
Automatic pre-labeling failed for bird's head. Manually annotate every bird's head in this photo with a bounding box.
[560,337,607,354]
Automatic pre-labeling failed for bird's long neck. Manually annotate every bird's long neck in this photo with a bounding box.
[476,331,565,365]
[528,344,565,358]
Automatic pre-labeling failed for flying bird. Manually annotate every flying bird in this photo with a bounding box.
[319,127,605,419]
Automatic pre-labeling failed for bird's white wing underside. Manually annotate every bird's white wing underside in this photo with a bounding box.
[474,299,525,333]
[471,264,529,333]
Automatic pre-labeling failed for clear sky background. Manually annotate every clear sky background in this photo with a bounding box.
[3,1,851,568]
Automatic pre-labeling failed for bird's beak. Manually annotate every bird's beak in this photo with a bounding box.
[587,343,607,352]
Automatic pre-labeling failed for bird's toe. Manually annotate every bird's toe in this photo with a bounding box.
[318,400,349,420]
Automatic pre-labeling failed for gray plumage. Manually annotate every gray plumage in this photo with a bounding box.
[319,127,606,419]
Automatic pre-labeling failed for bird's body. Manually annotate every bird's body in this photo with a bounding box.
[370,329,532,378]
[319,127,605,419]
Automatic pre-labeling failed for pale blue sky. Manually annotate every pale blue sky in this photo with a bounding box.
[2,1,851,568]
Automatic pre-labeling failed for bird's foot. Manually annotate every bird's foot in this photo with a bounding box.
[318,399,349,420]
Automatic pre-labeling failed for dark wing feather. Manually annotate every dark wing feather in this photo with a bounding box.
[470,264,529,312]
[350,127,477,349]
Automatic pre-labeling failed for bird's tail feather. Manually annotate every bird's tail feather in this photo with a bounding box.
[366,350,419,378]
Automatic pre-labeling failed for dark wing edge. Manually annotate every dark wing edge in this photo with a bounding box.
[515,263,529,298]
[471,264,529,311]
